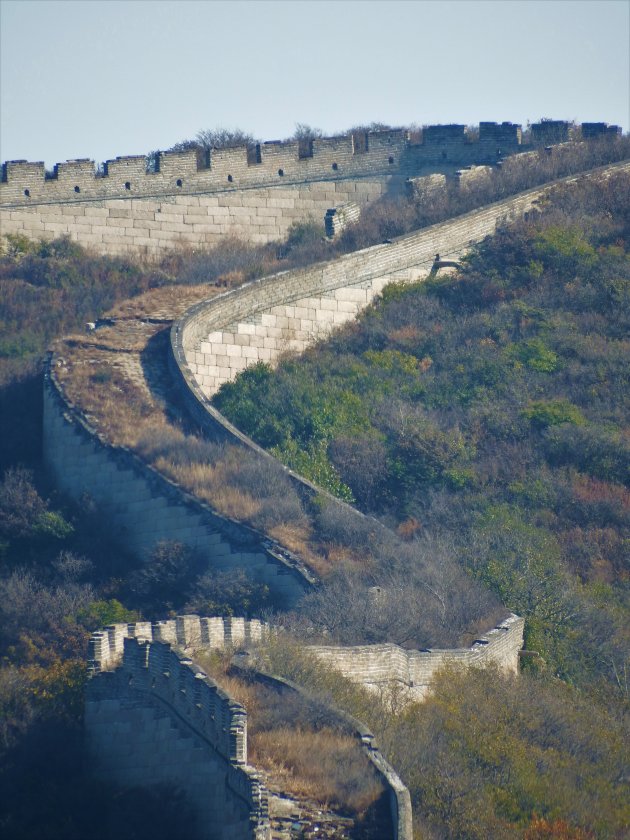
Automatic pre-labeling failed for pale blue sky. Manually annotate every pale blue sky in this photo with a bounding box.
[1,0,628,168]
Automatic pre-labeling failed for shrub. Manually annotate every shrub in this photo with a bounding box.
[523,399,586,429]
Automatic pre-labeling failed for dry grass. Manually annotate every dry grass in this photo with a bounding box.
[53,283,368,586]
[108,283,219,320]
[57,353,167,447]
[156,457,265,522]
[194,653,384,816]
[250,727,383,814]
[210,485,266,524]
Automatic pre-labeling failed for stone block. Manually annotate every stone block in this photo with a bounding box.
[84,207,110,217]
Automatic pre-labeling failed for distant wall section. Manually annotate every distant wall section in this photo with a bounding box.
[88,612,524,706]
[1,121,533,257]
[308,613,525,703]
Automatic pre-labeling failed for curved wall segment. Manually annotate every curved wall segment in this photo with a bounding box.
[43,362,314,606]
[171,161,630,449]
[86,636,269,840]
[170,176,563,432]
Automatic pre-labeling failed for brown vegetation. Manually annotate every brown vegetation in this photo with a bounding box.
[196,652,385,819]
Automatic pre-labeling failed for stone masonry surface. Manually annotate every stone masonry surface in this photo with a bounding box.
[86,635,269,840]
[85,608,524,836]
[1,179,390,257]
[4,121,612,257]
[87,621,413,839]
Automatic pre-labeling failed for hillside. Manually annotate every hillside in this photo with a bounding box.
[1,156,628,838]
[215,170,630,696]
[211,171,630,835]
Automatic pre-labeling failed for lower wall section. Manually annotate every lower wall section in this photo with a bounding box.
[43,372,312,606]
[87,625,413,840]
[1,178,389,257]
[87,612,523,839]
[86,638,269,840]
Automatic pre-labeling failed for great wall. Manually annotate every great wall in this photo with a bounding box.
[85,613,523,839]
[1,120,621,257]
[5,121,627,838]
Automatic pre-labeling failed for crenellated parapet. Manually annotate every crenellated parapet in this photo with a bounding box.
[88,614,271,673]
[308,613,525,703]
[1,129,410,206]
[87,611,524,705]
[3,120,596,208]
[2,121,624,258]
[86,635,269,839]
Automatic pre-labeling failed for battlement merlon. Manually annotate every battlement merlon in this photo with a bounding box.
[479,121,522,144]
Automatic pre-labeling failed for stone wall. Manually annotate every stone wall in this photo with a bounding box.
[2,123,621,257]
[87,625,414,840]
[0,179,389,257]
[171,160,630,420]
[43,367,313,606]
[231,663,413,840]
[87,612,524,705]
[85,613,521,836]
[1,123,525,206]
[0,121,534,257]
[88,615,270,673]
[170,175,570,403]
[86,611,521,837]
[86,636,269,840]
[308,613,525,703]
[41,164,629,613]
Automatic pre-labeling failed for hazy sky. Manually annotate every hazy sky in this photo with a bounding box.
[1,0,628,168]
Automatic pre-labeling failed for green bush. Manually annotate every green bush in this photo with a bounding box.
[523,399,586,429]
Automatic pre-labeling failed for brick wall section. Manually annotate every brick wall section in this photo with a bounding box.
[173,183,558,397]
[308,613,525,703]
[86,636,270,840]
[173,162,630,416]
[170,162,630,445]
[0,122,535,257]
[88,615,270,673]
[231,663,412,840]
[87,625,414,840]
[40,165,629,614]
[85,611,520,837]
[43,367,314,606]
[1,125,524,207]
[88,612,524,706]
[3,129,621,258]
[0,179,390,257]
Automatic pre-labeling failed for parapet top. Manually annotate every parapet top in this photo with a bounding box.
[1,121,620,206]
